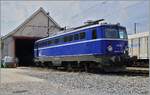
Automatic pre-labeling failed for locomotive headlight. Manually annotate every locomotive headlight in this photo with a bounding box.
[107,45,113,52]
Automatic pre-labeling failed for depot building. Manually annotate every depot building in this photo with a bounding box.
[1,7,62,66]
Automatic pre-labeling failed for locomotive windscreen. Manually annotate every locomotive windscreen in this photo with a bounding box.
[104,26,127,39]
[118,28,127,39]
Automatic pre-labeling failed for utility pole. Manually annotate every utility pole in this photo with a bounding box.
[47,12,50,36]
[134,23,137,34]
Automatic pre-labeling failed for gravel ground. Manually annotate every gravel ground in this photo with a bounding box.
[0,67,149,95]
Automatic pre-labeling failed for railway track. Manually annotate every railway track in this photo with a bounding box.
[91,67,149,76]
[124,67,149,76]
[44,66,149,77]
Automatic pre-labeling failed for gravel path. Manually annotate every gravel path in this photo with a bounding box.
[0,67,149,95]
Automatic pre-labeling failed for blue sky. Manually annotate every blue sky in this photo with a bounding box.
[1,1,149,36]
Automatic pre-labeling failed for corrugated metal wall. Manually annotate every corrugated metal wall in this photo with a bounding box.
[128,32,149,59]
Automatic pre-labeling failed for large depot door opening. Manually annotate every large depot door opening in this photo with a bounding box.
[14,37,39,66]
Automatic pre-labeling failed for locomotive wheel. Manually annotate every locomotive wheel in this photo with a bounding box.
[67,63,72,72]
[102,65,126,72]
[35,62,40,67]
[36,62,43,67]
[83,63,89,72]
[84,64,88,72]
[47,62,53,68]
[40,62,45,67]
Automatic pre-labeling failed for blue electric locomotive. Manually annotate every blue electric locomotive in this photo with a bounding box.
[34,21,129,71]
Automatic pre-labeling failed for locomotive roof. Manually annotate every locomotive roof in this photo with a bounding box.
[36,24,125,43]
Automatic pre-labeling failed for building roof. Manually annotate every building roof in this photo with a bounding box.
[2,7,61,39]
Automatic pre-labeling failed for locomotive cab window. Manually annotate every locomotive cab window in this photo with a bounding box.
[92,29,97,39]
[79,32,85,39]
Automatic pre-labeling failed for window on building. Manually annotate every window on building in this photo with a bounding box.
[92,29,97,39]
[79,32,85,39]
[74,34,79,40]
